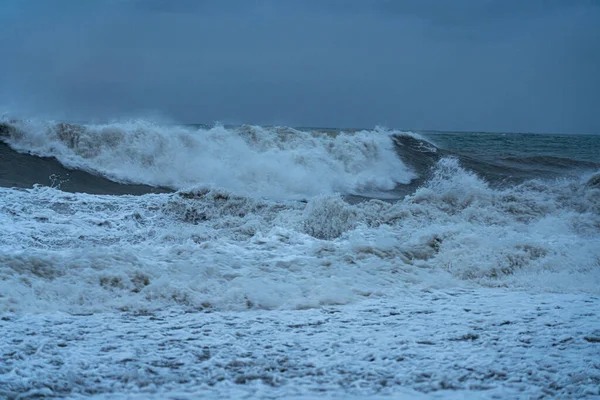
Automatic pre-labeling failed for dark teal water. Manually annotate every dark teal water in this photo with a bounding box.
[419,131,600,164]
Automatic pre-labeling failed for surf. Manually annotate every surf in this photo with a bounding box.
[0,120,416,200]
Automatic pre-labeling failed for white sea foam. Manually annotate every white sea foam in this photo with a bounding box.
[3,292,599,398]
[1,157,598,314]
[2,120,415,199]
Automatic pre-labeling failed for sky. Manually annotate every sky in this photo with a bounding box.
[0,0,599,133]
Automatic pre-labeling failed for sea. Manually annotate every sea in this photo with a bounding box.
[1,119,599,399]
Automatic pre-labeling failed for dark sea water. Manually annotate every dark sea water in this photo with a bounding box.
[421,131,600,163]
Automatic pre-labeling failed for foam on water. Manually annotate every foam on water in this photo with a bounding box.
[1,157,598,314]
[1,120,414,199]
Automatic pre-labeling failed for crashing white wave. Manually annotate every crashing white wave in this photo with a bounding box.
[1,120,415,199]
[1,157,598,314]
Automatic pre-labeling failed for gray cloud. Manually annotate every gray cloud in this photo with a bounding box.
[1,0,599,133]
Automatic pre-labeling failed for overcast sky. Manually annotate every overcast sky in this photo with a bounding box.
[1,0,599,133]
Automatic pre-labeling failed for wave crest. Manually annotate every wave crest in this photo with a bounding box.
[1,120,416,199]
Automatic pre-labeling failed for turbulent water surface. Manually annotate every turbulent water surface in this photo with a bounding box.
[1,119,599,398]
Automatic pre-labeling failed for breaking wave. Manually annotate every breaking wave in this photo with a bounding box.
[0,120,415,200]
[1,154,598,314]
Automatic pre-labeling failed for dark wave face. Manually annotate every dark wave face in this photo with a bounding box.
[0,141,171,195]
